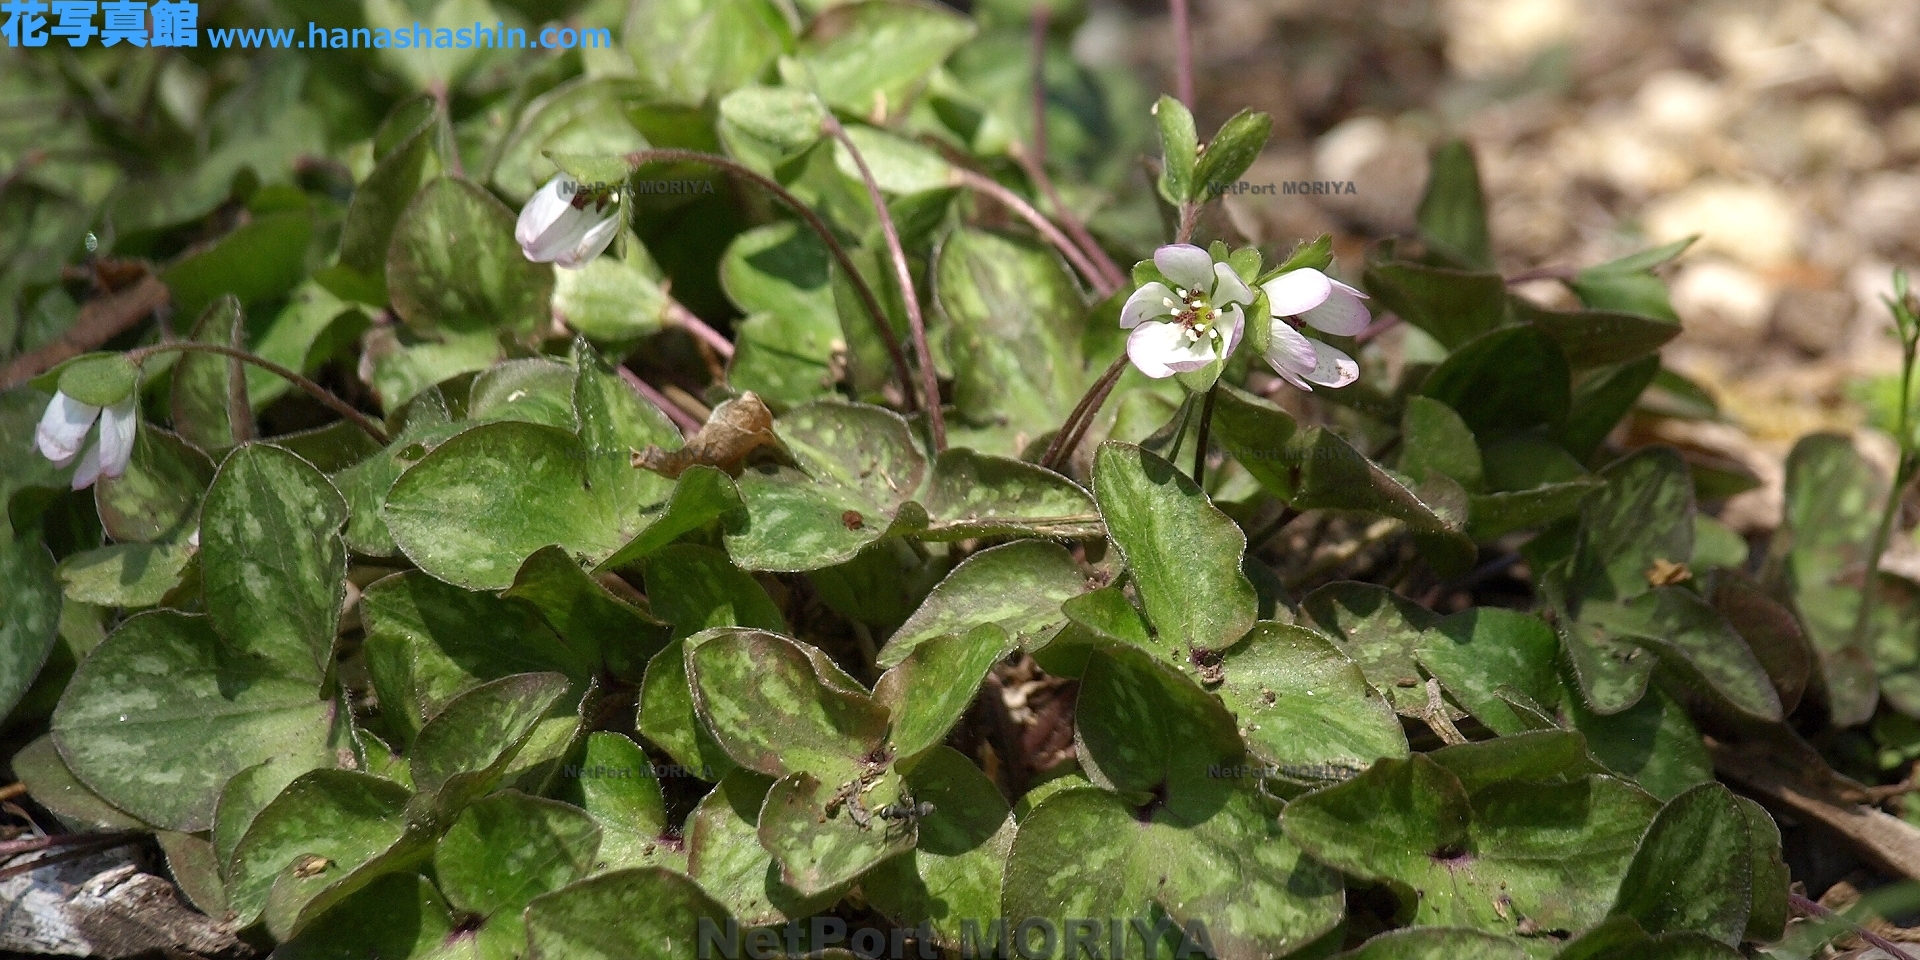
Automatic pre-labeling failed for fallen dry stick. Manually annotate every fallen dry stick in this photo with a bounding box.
[1709,737,1920,882]
[0,274,170,390]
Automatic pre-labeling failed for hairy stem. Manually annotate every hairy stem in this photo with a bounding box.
[128,342,388,444]
[618,366,702,436]
[822,116,946,451]
[622,148,918,414]
[1191,383,1217,486]
[951,168,1119,299]
[1040,353,1130,471]
[1169,0,1194,109]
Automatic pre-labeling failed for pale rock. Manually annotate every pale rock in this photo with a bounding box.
[1635,70,1726,138]
[1312,117,1427,234]
[1644,180,1802,269]
[1769,288,1855,356]
[1441,0,1580,76]
[1593,118,1696,196]
[1887,107,1920,160]
[1670,260,1778,343]
[1313,117,1393,184]
[1798,97,1885,171]
[1848,172,1920,253]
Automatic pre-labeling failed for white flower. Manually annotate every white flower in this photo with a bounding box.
[1121,244,1253,379]
[1259,267,1370,391]
[35,391,138,491]
[516,174,621,269]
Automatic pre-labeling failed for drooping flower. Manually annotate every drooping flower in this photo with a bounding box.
[516,173,621,268]
[1121,244,1254,379]
[35,391,137,491]
[1259,266,1370,390]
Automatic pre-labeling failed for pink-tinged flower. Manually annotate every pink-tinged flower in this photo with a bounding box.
[1259,267,1369,390]
[516,174,621,268]
[35,391,137,490]
[1121,244,1254,379]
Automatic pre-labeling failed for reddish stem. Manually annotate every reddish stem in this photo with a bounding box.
[618,366,702,436]
[1170,0,1195,109]
[952,169,1119,299]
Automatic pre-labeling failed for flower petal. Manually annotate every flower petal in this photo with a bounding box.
[1264,321,1320,388]
[35,391,99,464]
[70,441,104,491]
[1261,268,1333,317]
[516,175,578,250]
[1120,282,1179,329]
[1217,304,1246,358]
[1154,244,1216,292]
[1127,321,1216,378]
[96,397,138,479]
[1299,286,1372,336]
[552,207,621,269]
[1212,262,1253,306]
[1304,341,1360,388]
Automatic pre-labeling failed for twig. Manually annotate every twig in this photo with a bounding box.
[0,783,25,804]
[622,149,917,414]
[616,366,701,437]
[1790,894,1920,960]
[1040,354,1131,471]
[664,299,734,361]
[822,115,946,451]
[1169,0,1194,109]
[0,835,142,883]
[0,274,169,389]
[126,342,388,444]
[0,830,139,860]
[950,168,1119,298]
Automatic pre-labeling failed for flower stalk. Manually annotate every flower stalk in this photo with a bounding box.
[126,342,389,444]
[1853,270,1920,660]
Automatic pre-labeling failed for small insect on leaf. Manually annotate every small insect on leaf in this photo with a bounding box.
[841,510,865,531]
[1645,558,1692,587]
[291,855,332,878]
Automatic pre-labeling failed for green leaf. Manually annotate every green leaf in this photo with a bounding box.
[436,790,601,957]
[875,623,1010,759]
[1093,442,1258,653]
[831,125,957,194]
[1585,586,1783,723]
[270,873,456,960]
[936,227,1088,452]
[0,527,62,721]
[468,358,579,429]
[1212,622,1408,775]
[687,628,888,781]
[1283,754,1660,936]
[556,732,683,871]
[1153,95,1198,206]
[162,210,312,319]
[686,772,838,923]
[717,86,828,166]
[1512,299,1682,370]
[339,95,441,290]
[50,611,332,831]
[1609,782,1753,944]
[1339,928,1529,960]
[505,546,668,682]
[1569,237,1694,321]
[1773,433,1884,726]
[57,351,140,407]
[1568,683,1711,802]
[1400,395,1484,490]
[918,448,1101,540]
[862,746,1016,948]
[492,78,651,203]
[1193,110,1272,202]
[644,544,787,639]
[169,297,249,453]
[1467,479,1603,541]
[526,867,736,960]
[93,427,213,544]
[1018,646,1346,958]
[386,177,554,336]
[360,571,592,748]
[10,734,143,831]
[1571,446,1696,604]
[1415,140,1492,269]
[1416,608,1563,735]
[1737,795,1789,943]
[1362,251,1508,351]
[1561,356,1662,461]
[722,222,844,410]
[225,770,413,928]
[724,401,929,571]
[555,255,673,342]
[57,540,194,608]
[1419,326,1571,438]
[638,638,738,783]
[878,540,1084,667]
[625,0,792,106]
[201,444,348,682]
[408,672,575,816]
[759,769,918,896]
[793,0,977,121]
